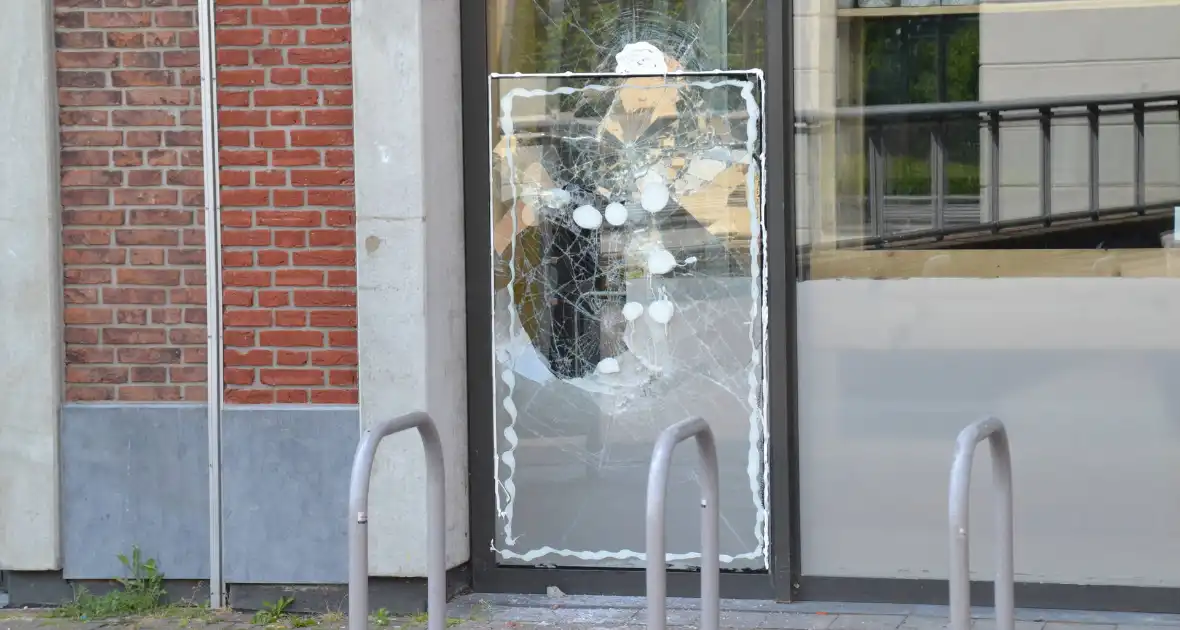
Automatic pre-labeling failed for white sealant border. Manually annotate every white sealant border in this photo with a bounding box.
[487,70,770,567]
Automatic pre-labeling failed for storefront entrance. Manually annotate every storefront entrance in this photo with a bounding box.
[463,0,1180,611]
[460,0,794,601]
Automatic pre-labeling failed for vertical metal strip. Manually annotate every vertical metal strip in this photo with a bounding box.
[931,123,946,231]
[1039,108,1052,225]
[869,128,885,239]
[1134,101,1146,214]
[459,0,497,592]
[196,0,225,609]
[988,112,1000,225]
[764,0,799,600]
[1088,105,1100,220]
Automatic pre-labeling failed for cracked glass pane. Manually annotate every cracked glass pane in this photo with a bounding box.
[489,65,767,569]
[488,1,766,75]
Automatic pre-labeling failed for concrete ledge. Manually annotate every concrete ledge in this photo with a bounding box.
[227,564,471,614]
[4,571,74,608]
[4,570,212,608]
[3,566,471,614]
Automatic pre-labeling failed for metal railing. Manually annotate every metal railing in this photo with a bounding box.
[645,416,721,630]
[949,417,1015,630]
[348,412,446,630]
[800,91,1180,248]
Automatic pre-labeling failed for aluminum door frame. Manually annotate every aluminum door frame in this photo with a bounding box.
[457,0,799,601]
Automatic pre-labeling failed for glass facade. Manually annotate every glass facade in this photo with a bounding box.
[476,0,1180,594]
[796,1,1180,585]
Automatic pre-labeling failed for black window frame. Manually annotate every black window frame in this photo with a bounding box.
[459,0,798,601]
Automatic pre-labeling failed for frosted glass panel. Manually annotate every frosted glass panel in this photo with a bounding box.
[798,278,1180,585]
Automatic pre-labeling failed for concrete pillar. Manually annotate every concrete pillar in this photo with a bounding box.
[351,0,469,575]
[0,0,63,571]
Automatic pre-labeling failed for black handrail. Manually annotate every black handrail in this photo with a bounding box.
[799,90,1180,123]
[797,92,1180,249]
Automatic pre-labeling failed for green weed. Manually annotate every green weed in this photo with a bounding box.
[252,596,296,625]
[369,608,392,627]
[48,546,167,621]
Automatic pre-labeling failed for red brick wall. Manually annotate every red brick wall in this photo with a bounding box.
[215,0,358,405]
[55,0,208,403]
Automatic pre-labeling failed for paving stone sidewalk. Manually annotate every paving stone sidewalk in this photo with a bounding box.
[5,593,1180,630]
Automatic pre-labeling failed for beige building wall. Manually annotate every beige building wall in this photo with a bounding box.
[794,0,841,248]
[980,1,1180,223]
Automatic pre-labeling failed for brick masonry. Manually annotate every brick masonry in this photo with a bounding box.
[55,0,209,403]
[215,0,358,405]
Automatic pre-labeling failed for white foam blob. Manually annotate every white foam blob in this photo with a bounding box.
[572,205,602,230]
[647,248,676,275]
[647,299,674,325]
[604,202,628,226]
[596,357,621,374]
[622,301,644,321]
[614,42,668,74]
[641,182,670,213]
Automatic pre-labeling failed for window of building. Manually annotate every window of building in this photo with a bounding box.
[483,0,771,572]
[793,1,1180,589]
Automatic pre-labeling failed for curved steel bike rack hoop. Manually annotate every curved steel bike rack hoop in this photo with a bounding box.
[646,416,720,630]
[349,412,446,630]
[949,416,1014,630]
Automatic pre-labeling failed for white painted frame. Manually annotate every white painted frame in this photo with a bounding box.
[487,69,771,568]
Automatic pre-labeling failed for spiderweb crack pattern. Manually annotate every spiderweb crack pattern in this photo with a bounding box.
[487,2,767,567]
[490,71,768,569]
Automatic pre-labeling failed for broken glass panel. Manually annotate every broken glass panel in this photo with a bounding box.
[489,63,767,569]
[488,1,766,75]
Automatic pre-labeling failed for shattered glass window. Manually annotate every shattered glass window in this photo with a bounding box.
[489,48,767,568]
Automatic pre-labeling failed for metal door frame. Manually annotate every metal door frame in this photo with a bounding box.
[458,0,799,601]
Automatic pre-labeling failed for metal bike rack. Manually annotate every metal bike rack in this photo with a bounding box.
[348,412,446,630]
[949,416,1015,630]
[646,416,720,630]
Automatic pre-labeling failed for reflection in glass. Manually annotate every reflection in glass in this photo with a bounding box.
[801,1,1180,280]
[796,1,1180,588]
[489,69,767,569]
